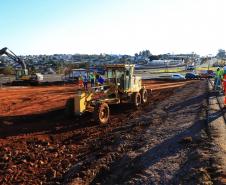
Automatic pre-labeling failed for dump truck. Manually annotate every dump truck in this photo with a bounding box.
[66,64,148,124]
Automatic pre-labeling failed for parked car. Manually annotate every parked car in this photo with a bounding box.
[186,65,195,71]
[185,72,200,79]
[171,73,185,80]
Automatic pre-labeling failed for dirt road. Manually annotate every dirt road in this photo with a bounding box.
[68,80,209,185]
[0,80,210,185]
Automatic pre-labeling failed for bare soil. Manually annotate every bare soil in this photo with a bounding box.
[0,85,77,116]
[0,80,212,185]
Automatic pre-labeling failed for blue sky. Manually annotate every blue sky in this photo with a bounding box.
[0,0,226,55]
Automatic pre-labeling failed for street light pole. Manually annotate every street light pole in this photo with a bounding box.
[207,54,212,71]
[208,56,210,71]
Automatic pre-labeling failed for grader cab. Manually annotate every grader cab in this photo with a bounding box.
[67,64,148,124]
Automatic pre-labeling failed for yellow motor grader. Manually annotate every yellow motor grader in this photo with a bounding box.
[66,64,148,124]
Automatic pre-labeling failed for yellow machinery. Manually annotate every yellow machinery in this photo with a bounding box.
[0,47,43,85]
[66,64,148,124]
[74,91,93,115]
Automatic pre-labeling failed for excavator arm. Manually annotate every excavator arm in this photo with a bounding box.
[0,47,27,70]
[0,47,43,85]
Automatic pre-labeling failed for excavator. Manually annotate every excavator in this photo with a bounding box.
[0,47,43,85]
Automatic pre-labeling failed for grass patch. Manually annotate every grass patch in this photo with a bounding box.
[196,67,217,71]
[157,68,184,73]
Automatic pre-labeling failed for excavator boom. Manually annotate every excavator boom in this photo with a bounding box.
[0,47,27,70]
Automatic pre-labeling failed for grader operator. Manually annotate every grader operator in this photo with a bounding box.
[66,64,148,124]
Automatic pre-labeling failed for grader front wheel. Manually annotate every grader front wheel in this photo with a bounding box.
[93,103,110,125]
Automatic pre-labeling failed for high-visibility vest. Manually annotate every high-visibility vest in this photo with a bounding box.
[78,76,83,81]
[216,70,221,77]
[89,74,95,80]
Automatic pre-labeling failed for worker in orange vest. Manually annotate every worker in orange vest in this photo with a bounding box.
[222,66,226,107]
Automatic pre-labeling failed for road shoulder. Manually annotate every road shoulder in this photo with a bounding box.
[207,80,226,184]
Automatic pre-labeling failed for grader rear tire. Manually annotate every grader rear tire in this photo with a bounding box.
[93,103,110,125]
[140,88,148,104]
[132,92,141,107]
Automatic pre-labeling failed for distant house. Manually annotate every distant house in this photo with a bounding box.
[92,60,103,66]
[147,59,184,67]
[63,68,87,82]
[46,67,56,74]
[167,59,184,66]
[147,60,166,66]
